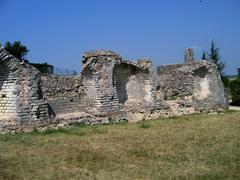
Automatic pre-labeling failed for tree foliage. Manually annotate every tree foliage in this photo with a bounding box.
[201,51,207,60]
[207,40,225,76]
[4,41,29,60]
[30,62,54,74]
[222,76,229,88]
[230,78,240,106]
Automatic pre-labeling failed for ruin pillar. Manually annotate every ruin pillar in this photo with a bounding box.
[184,48,195,63]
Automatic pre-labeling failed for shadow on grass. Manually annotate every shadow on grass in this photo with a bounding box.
[0,125,110,143]
[36,125,109,137]
[139,122,151,129]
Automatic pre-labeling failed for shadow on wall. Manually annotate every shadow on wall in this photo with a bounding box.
[0,61,10,92]
[113,64,129,104]
[37,78,44,100]
[47,104,56,119]
[113,63,149,105]
[194,66,208,78]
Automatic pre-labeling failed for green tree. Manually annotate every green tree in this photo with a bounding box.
[207,40,225,76]
[237,68,240,78]
[4,41,29,60]
[222,76,229,88]
[230,78,240,105]
[201,51,207,60]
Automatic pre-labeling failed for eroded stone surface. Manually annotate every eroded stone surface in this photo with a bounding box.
[0,48,228,133]
[157,60,228,112]
[184,48,195,63]
[0,48,48,132]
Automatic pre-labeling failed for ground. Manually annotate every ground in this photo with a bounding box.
[0,111,240,179]
[229,106,240,111]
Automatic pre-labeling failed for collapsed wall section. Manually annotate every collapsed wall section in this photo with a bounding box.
[193,63,228,111]
[0,48,48,132]
[157,64,194,100]
[81,50,127,121]
[81,51,171,121]
[0,48,229,133]
[16,62,48,124]
[113,60,161,121]
[157,60,228,114]
[41,75,94,115]
[114,63,150,104]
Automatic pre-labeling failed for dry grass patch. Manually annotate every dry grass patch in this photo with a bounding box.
[0,111,240,179]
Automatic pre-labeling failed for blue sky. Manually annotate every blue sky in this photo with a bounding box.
[0,0,239,74]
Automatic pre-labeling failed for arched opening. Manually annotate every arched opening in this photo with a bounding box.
[113,63,151,108]
[193,66,210,100]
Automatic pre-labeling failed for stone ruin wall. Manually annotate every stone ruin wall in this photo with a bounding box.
[81,51,122,114]
[157,51,228,115]
[114,63,151,111]
[41,75,90,115]
[0,48,48,132]
[0,48,228,133]
[113,60,166,121]
[0,57,18,120]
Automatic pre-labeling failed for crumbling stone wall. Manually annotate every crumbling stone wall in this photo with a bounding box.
[157,64,194,100]
[113,60,161,121]
[193,63,228,111]
[0,48,48,132]
[40,75,92,115]
[0,57,18,119]
[157,61,227,114]
[81,50,122,113]
[0,48,228,133]
[114,61,151,105]
[81,51,163,121]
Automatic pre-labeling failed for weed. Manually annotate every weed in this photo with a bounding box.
[139,122,150,129]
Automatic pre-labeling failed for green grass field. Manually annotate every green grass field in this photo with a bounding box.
[1,111,240,179]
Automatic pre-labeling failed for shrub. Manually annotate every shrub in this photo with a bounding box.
[222,76,229,87]
[230,78,240,106]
